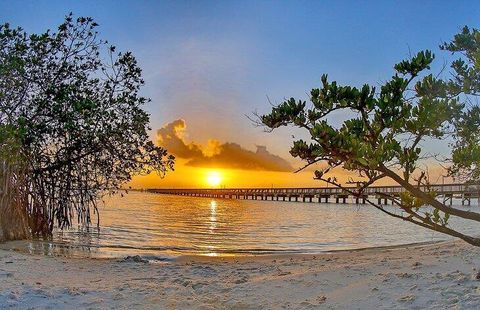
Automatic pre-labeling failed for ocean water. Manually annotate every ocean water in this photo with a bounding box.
[3,191,480,258]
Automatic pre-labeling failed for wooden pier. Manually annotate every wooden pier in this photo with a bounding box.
[148,183,480,206]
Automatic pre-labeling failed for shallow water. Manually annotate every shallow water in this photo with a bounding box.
[3,191,480,258]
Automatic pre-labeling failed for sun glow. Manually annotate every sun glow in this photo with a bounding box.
[206,171,223,187]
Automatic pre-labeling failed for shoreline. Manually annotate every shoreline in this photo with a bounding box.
[0,238,450,262]
[175,239,449,263]
[2,239,480,308]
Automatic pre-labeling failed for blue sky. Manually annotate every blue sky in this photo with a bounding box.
[1,0,479,159]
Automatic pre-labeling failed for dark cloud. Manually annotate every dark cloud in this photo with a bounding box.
[157,119,293,172]
[187,143,293,171]
[156,119,203,158]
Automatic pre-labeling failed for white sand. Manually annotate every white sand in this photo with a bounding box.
[1,240,480,309]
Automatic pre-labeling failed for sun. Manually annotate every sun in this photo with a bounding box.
[206,171,223,187]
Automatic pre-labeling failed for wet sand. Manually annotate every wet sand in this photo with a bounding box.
[1,240,480,309]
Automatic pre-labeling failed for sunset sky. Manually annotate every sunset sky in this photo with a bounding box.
[2,1,480,188]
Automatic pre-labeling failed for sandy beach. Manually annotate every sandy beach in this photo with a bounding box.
[0,240,479,309]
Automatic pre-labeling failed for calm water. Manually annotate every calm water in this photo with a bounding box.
[3,191,480,258]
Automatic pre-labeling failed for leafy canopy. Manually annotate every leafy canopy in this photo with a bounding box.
[260,26,480,246]
[0,14,174,234]
[262,50,460,182]
[444,26,480,181]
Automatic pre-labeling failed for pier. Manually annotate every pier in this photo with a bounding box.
[148,183,480,206]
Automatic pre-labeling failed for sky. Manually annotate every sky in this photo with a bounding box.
[1,1,479,188]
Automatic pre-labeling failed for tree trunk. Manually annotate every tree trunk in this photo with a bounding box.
[0,161,30,242]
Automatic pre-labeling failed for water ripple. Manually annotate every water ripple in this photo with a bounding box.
[3,192,479,258]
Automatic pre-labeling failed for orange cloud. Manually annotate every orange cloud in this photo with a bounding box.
[157,119,294,172]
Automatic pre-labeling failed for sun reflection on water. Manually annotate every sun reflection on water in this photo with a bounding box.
[207,200,218,255]
[209,200,217,232]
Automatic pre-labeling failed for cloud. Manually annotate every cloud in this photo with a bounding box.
[156,119,203,158]
[187,142,294,171]
[157,119,293,172]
